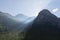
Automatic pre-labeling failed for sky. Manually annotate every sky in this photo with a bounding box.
[0,0,60,17]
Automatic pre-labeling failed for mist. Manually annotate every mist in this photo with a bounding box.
[0,0,60,40]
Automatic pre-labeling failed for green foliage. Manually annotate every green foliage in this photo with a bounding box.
[0,32,20,40]
[0,24,8,32]
[0,24,24,40]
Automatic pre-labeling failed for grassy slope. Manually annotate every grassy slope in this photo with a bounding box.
[0,24,24,40]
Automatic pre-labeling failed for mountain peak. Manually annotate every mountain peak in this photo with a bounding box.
[34,9,58,24]
[37,9,57,19]
[38,9,53,16]
[15,14,27,18]
[39,9,50,14]
[0,11,12,17]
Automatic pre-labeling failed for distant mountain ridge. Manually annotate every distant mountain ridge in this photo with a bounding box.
[15,14,27,18]
[0,12,24,32]
[0,11,35,32]
[15,14,28,22]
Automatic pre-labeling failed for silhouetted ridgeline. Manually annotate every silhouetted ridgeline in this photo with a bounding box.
[0,9,60,40]
[23,9,60,40]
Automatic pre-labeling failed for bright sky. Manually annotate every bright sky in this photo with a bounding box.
[0,0,60,17]
[52,8,59,13]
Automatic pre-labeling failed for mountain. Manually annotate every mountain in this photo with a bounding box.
[0,11,35,32]
[34,9,58,24]
[15,14,27,18]
[24,9,60,40]
[15,14,28,22]
[1,9,60,40]
[0,12,26,32]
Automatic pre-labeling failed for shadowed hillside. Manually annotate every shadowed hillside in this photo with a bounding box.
[23,9,60,40]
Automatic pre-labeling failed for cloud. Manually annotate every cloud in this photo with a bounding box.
[0,0,53,17]
[30,0,53,16]
[52,8,59,13]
